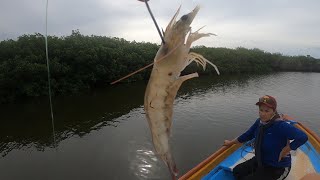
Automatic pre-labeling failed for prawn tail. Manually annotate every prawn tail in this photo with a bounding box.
[162,151,179,180]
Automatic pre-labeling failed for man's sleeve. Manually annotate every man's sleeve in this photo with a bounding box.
[281,122,308,150]
[237,119,260,143]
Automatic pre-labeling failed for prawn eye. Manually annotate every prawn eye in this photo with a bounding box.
[180,15,188,21]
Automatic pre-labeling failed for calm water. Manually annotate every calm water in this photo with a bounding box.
[0,72,319,180]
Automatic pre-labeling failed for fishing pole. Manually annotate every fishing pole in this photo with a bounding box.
[138,0,165,44]
[110,0,168,85]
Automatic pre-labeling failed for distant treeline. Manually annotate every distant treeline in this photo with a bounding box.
[0,30,319,103]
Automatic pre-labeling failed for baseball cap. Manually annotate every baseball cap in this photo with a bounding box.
[255,95,277,110]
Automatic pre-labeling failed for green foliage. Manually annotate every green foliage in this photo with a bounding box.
[0,31,158,103]
[0,31,319,103]
[191,46,320,75]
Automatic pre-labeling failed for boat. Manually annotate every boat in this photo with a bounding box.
[179,118,320,180]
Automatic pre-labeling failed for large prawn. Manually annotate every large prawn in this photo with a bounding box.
[144,5,220,179]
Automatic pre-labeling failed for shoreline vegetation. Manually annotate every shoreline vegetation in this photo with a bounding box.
[1,30,319,104]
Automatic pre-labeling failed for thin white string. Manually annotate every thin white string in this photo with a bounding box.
[45,0,57,148]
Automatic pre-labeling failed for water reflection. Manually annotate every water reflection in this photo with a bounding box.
[0,72,320,180]
[0,73,271,158]
[176,73,254,100]
[0,81,147,156]
[129,140,166,180]
[131,149,157,179]
[1,72,319,158]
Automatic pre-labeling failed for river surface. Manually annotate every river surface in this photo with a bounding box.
[0,72,319,180]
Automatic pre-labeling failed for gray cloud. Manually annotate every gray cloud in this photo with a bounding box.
[1,0,319,58]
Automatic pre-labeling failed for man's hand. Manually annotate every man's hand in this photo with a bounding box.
[223,139,239,146]
[278,141,291,162]
[223,140,233,146]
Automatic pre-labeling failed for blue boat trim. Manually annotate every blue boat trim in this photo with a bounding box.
[202,140,320,179]
[202,144,253,180]
[299,141,320,172]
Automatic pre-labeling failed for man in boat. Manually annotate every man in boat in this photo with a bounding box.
[224,95,308,180]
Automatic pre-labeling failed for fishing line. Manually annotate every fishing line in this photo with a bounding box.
[45,0,57,148]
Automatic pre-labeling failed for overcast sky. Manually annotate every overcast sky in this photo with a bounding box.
[1,0,319,58]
